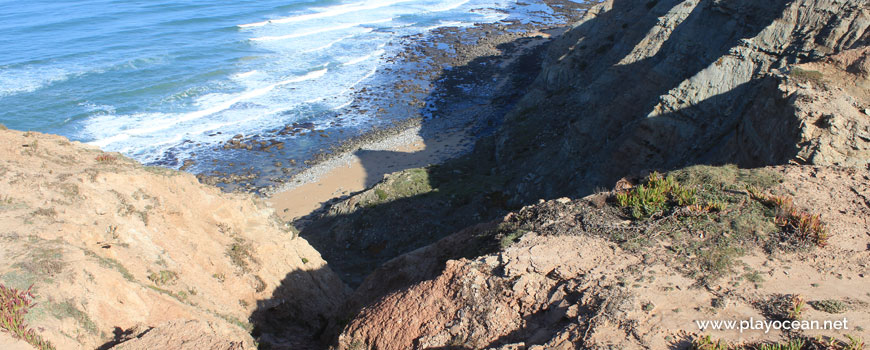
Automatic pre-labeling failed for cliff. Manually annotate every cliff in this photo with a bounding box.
[495,0,869,201]
[335,165,870,349]
[3,0,869,349]
[326,0,870,348]
[0,129,348,349]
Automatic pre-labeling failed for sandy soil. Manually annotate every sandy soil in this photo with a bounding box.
[268,126,474,221]
[0,129,348,349]
[0,333,32,350]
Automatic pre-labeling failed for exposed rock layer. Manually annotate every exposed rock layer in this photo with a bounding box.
[496,0,869,201]
[336,165,870,349]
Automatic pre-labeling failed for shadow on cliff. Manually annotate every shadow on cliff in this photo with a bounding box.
[249,24,556,350]
[496,0,799,201]
[251,0,805,348]
[294,27,560,288]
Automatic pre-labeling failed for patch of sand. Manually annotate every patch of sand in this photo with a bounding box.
[268,127,474,221]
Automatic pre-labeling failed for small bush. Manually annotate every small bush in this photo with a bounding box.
[616,172,696,219]
[747,187,829,247]
[809,299,849,314]
[95,154,117,164]
[788,294,807,320]
[692,334,728,350]
[147,270,178,286]
[764,294,807,321]
[0,284,55,350]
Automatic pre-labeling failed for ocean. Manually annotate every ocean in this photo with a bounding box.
[0,0,580,181]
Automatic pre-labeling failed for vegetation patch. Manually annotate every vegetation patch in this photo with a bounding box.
[47,299,98,335]
[496,221,529,249]
[602,165,829,285]
[616,171,697,219]
[760,294,807,321]
[94,154,117,164]
[790,67,825,85]
[83,249,135,281]
[140,165,181,177]
[0,284,56,350]
[147,270,179,286]
[809,299,850,314]
[12,241,65,284]
[692,334,864,350]
[746,187,829,247]
[227,237,257,273]
[364,168,433,206]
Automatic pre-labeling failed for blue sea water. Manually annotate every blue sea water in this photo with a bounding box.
[0,0,567,168]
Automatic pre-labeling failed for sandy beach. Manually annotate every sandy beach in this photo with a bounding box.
[263,3,588,222]
[268,124,474,221]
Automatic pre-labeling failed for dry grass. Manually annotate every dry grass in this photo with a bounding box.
[746,186,829,247]
[227,238,257,273]
[790,67,825,85]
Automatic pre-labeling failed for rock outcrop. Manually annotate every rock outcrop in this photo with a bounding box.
[495,0,869,201]
[0,129,349,349]
[335,165,870,349]
[109,320,253,350]
[330,0,870,348]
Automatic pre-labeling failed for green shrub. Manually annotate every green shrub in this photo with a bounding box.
[616,172,696,219]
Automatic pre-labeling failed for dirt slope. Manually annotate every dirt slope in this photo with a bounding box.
[335,165,870,349]
[0,129,348,349]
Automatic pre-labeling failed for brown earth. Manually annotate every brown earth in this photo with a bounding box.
[3,0,870,349]
[334,165,870,350]
[0,129,348,349]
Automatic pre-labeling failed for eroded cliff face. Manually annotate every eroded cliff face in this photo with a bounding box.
[0,129,349,349]
[335,165,870,350]
[329,1,870,349]
[495,0,869,201]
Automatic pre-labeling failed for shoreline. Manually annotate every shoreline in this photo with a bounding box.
[264,32,564,221]
[258,1,594,221]
[267,123,475,221]
[194,0,592,197]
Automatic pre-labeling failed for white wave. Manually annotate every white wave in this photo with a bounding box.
[90,133,131,148]
[424,20,470,31]
[331,99,354,111]
[426,0,471,13]
[349,66,379,88]
[238,0,410,28]
[250,18,393,42]
[0,67,70,97]
[300,32,366,53]
[233,70,258,79]
[342,49,385,66]
[89,69,328,148]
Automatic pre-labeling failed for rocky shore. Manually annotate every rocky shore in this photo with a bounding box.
[195,0,593,195]
[2,0,869,349]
